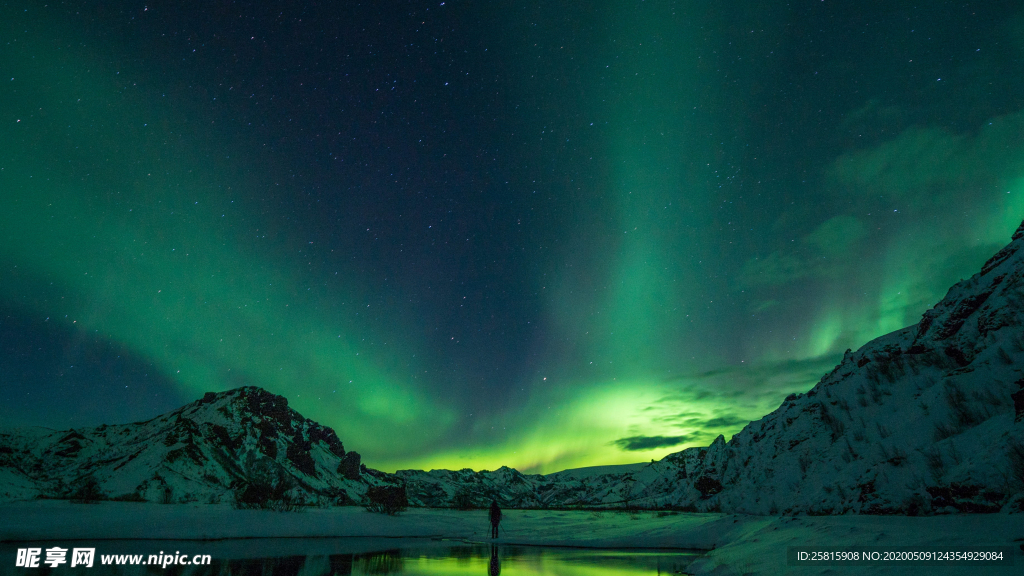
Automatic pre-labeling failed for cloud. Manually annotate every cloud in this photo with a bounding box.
[830,111,1024,208]
[697,415,750,428]
[740,251,810,287]
[651,413,748,429]
[751,299,780,313]
[740,215,867,288]
[743,109,1024,293]
[805,215,866,257]
[641,354,843,430]
[612,435,690,451]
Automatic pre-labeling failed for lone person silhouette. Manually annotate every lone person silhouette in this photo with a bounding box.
[488,499,502,539]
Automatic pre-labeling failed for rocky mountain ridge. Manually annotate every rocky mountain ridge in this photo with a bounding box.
[0,387,394,505]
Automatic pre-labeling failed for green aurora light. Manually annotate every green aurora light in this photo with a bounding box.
[3,3,1024,473]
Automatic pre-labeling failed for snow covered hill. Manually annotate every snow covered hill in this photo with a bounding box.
[649,221,1024,515]
[394,462,655,509]
[3,223,1024,515]
[0,387,395,505]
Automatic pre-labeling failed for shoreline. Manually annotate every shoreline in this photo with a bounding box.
[1,501,1021,574]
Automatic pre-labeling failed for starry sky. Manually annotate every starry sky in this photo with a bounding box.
[2,1,1023,474]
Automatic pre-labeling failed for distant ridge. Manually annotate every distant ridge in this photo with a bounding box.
[548,462,649,479]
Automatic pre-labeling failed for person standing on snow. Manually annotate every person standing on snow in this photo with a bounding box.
[489,499,502,538]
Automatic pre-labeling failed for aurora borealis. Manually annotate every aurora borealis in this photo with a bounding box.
[2,1,1023,474]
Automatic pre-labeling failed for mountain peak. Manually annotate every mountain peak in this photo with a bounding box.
[198,386,287,410]
[907,220,1024,367]
[183,386,296,428]
[0,385,382,505]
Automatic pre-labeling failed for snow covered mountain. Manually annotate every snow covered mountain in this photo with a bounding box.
[667,221,1024,515]
[3,222,1024,515]
[0,387,395,505]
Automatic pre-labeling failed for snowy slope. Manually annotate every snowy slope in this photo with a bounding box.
[0,387,395,505]
[616,221,1024,515]
[394,462,654,509]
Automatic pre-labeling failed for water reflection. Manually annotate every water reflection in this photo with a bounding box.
[0,541,701,575]
[490,544,501,576]
[342,546,698,576]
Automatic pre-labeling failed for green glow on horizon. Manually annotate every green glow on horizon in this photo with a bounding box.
[388,365,819,474]
[390,381,699,474]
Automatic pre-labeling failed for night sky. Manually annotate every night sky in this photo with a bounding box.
[2,1,1023,473]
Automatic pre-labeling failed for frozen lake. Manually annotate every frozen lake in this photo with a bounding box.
[2,539,703,575]
[2,503,1021,575]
